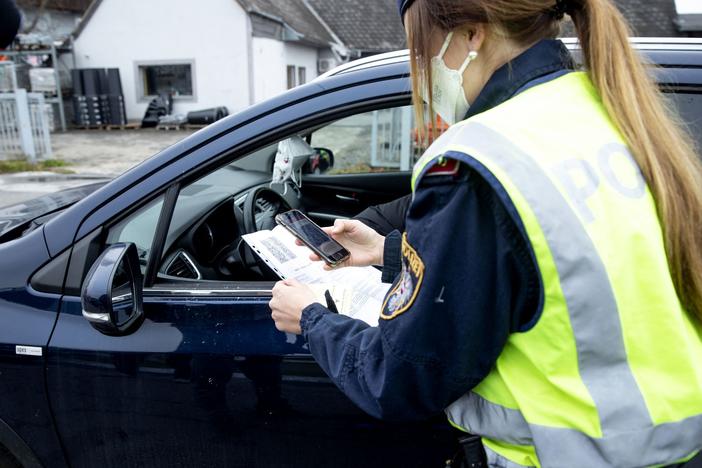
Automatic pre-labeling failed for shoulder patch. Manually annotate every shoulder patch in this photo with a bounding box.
[380,233,425,320]
[425,158,460,177]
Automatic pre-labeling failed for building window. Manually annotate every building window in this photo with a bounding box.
[287,65,296,89]
[298,67,306,86]
[137,62,194,100]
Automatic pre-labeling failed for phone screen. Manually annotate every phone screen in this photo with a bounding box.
[276,210,349,262]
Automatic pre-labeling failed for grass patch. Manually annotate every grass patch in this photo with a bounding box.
[0,159,73,174]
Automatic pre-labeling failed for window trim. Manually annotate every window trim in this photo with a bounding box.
[144,184,180,287]
[144,282,275,298]
[134,59,197,103]
[286,65,296,89]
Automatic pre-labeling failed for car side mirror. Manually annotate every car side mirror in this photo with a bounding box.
[81,243,145,336]
[302,147,335,175]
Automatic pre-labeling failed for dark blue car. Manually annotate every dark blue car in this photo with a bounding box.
[1,40,701,468]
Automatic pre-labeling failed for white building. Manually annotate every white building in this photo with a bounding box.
[70,0,348,120]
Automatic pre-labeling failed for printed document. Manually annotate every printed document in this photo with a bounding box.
[242,225,389,326]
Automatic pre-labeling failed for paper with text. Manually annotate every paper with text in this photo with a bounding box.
[242,225,389,326]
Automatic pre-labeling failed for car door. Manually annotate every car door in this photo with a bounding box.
[45,110,455,467]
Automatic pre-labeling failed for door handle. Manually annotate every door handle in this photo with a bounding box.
[335,194,358,202]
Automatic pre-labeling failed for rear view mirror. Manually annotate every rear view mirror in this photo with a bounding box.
[81,243,145,336]
[303,147,334,175]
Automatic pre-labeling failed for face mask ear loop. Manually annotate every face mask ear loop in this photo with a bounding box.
[458,50,478,75]
[438,32,454,59]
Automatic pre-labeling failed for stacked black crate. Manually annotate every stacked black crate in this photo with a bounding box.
[71,69,90,126]
[97,69,111,125]
[71,68,127,127]
[81,68,104,126]
[106,69,127,125]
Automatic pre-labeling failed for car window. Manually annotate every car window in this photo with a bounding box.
[105,195,165,274]
[309,105,424,175]
[666,92,702,151]
[157,160,281,282]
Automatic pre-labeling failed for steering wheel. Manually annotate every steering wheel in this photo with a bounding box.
[243,186,290,233]
[214,187,291,279]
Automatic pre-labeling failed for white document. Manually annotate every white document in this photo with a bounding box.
[242,225,389,326]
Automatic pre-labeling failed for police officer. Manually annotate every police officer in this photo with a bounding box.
[269,0,702,466]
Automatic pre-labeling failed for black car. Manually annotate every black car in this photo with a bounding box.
[0,39,701,468]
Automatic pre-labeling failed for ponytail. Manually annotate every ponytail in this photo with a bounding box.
[570,0,702,322]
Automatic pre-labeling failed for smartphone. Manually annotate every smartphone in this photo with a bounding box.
[275,209,350,266]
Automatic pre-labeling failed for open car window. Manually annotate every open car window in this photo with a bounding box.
[309,105,425,175]
[152,103,423,284]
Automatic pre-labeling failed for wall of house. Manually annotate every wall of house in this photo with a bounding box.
[251,38,319,103]
[251,37,286,103]
[72,0,250,120]
[284,43,319,86]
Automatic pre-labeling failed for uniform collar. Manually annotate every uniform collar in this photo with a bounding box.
[465,39,575,119]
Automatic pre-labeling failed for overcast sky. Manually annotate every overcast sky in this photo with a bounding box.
[675,0,701,14]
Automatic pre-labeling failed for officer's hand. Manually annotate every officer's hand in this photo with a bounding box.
[269,279,320,334]
[296,219,384,270]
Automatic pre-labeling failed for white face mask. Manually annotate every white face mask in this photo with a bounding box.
[422,32,478,125]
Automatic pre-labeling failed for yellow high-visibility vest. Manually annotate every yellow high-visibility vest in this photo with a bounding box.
[412,72,702,468]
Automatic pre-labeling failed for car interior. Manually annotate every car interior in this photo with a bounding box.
[104,105,421,287]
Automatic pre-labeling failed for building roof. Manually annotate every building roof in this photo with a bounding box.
[17,0,91,13]
[68,0,695,56]
[73,0,334,47]
[616,0,679,36]
[561,0,679,37]
[306,0,406,55]
[236,0,334,47]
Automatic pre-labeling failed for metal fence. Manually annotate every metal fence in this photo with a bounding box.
[0,89,52,162]
[370,106,415,170]
[0,62,18,93]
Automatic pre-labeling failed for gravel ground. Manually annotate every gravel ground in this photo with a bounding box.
[51,128,198,176]
[0,113,408,208]
[0,128,197,208]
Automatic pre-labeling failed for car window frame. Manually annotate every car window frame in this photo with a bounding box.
[138,97,414,292]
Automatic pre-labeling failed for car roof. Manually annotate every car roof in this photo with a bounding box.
[318,38,702,79]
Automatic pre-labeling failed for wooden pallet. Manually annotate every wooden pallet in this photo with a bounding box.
[74,125,106,130]
[74,123,141,131]
[184,124,208,130]
[156,123,185,131]
[105,123,140,131]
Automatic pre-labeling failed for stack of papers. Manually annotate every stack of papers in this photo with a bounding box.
[242,226,390,326]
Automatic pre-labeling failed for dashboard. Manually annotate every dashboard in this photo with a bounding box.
[159,180,301,282]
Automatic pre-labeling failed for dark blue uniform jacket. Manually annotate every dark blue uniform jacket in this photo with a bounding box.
[300,40,575,420]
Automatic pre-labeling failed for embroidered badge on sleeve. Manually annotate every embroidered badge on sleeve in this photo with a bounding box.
[380,233,425,320]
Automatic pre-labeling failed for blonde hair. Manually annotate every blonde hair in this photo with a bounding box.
[406,0,702,322]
